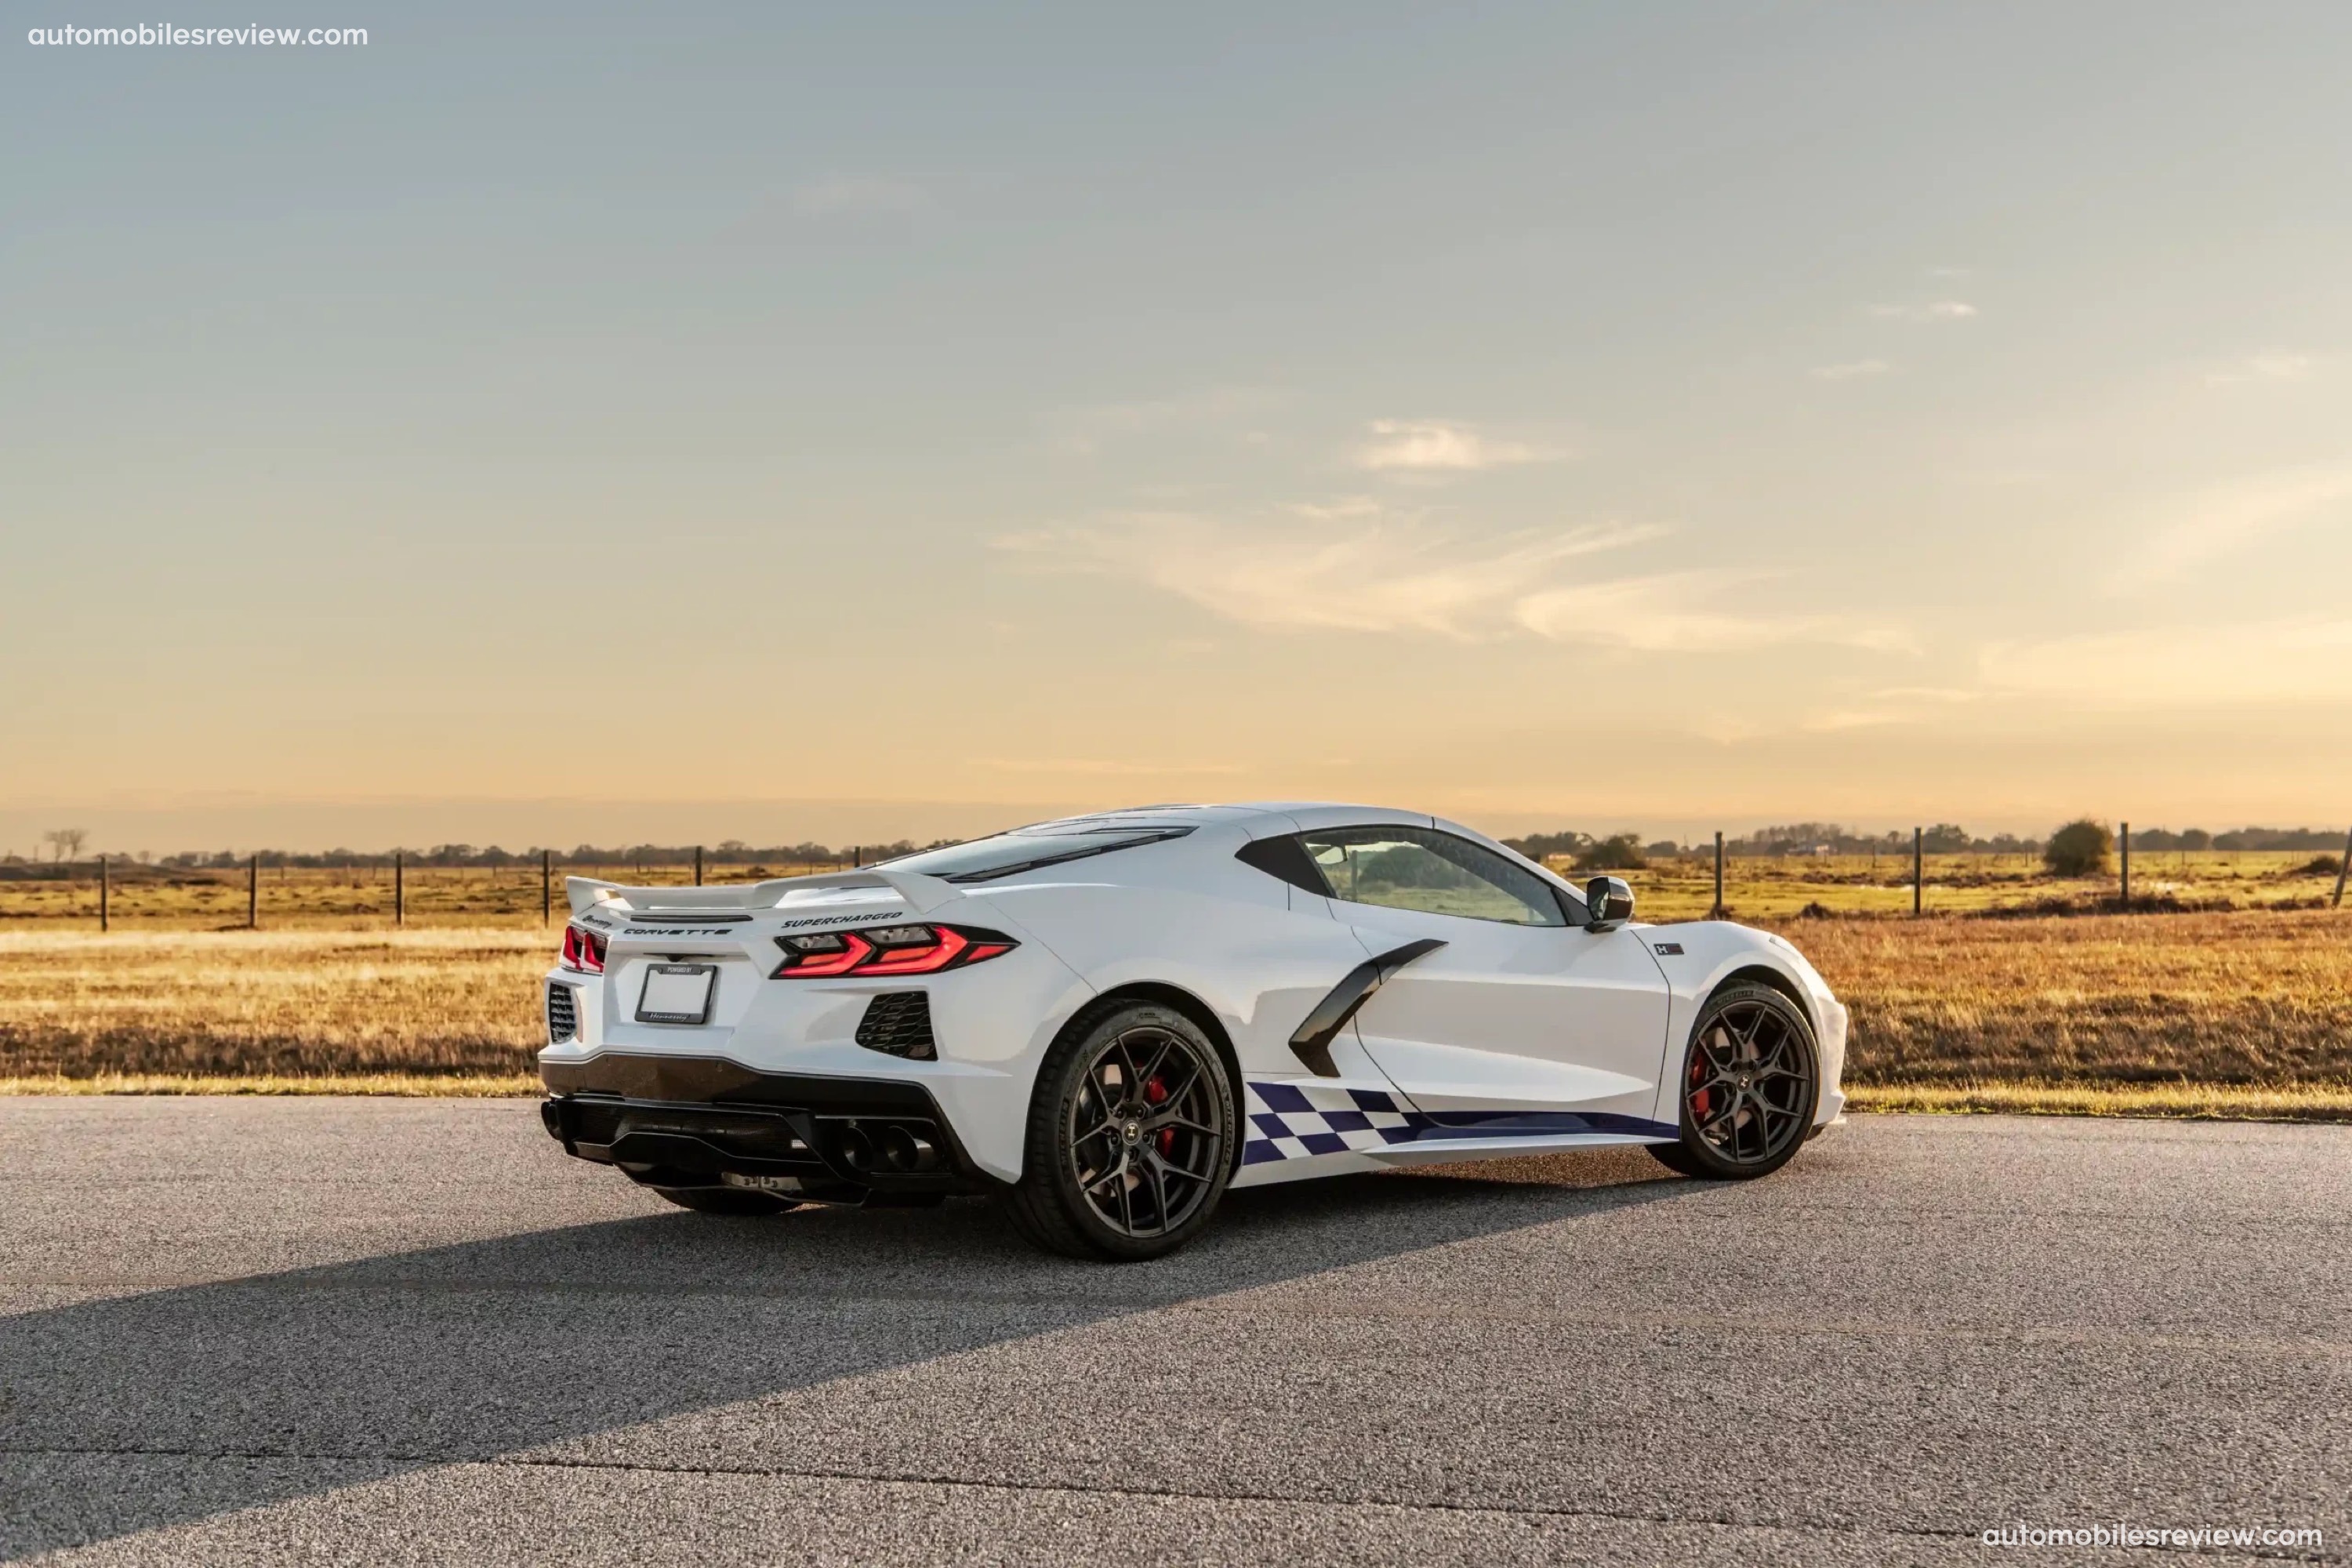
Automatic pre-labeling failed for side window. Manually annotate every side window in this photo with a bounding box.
[1296,826,1566,927]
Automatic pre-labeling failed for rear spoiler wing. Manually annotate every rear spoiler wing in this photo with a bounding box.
[566,869,964,920]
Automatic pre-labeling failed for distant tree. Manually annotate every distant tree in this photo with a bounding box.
[42,828,89,863]
[1503,829,1593,862]
[1644,840,1681,858]
[2180,828,2212,851]
[1574,833,1648,872]
[2043,819,2114,878]
[1919,824,1971,854]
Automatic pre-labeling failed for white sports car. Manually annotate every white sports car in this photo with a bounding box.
[539,804,1847,1258]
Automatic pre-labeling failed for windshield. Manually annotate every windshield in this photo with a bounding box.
[877,826,1194,884]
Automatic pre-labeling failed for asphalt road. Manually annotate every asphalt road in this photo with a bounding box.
[1,1101,2345,1566]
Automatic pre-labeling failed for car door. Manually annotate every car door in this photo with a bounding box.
[1292,822,1672,1123]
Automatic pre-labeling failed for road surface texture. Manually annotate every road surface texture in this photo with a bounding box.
[2,1099,2344,1566]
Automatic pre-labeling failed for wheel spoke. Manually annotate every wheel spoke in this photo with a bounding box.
[1141,1151,1173,1235]
[1065,1025,1229,1236]
[1132,1031,1174,1089]
[1696,1094,1744,1141]
[1155,1053,1203,1108]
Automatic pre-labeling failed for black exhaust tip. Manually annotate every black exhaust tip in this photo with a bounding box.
[835,1124,877,1174]
[877,1123,937,1174]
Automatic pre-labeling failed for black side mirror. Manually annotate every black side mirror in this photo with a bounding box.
[1584,875,1634,931]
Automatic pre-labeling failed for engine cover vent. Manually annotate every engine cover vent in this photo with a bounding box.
[546,982,579,1044]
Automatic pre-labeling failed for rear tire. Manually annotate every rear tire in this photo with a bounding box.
[653,1185,800,1216]
[1647,982,1820,1181]
[1000,1000,1236,1261]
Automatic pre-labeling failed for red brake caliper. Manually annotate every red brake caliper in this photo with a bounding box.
[1689,1054,1710,1123]
[1145,1075,1174,1152]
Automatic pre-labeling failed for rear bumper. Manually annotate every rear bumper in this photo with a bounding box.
[540,1053,992,1204]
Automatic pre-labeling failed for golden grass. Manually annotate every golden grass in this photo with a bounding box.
[1570,848,2335,920]
[4,910,2350,1110]
[0,860,840,930]
[0,929,549,1077]
[4,851,2336,928]
[1845,1081,2352,1122]
[1783,908,2352,1087]
[0,1072,539,1097]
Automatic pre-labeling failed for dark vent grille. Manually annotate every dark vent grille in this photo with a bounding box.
[546,982,579,1044]
[855,991,935,1059]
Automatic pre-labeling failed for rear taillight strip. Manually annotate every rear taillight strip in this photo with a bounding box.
[772,923,1015,979]
[559,925,608,974]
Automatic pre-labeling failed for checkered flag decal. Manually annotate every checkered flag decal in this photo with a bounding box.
[1241,1080,1425,1166]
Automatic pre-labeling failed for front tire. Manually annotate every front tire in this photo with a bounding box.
[1000,1001,1236,1261]
[1649,982,1820,1180]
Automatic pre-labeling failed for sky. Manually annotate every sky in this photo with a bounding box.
[5,2,2350,855]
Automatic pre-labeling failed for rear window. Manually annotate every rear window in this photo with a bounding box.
[877,826,1193,884]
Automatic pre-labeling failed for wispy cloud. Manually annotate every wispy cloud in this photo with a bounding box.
[789,173,935,217]
[1800,686,1983,731]
[1979,619,2352,706]
[1867,300,1977,321]
[997,512,1654,638]
[1515,576,1915,654]
[1040,387,1284,456]
[975,757,1245,776]
[2206,352,2316,387]
[1812,359,1892,381]
[1355,419,1565,474]
[2111,463,2352,591]
[995,509,1909,655]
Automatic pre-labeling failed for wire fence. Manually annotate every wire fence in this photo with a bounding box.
[2,826,2346,931]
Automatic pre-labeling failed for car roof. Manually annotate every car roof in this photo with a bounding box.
[1012,802,1455,834]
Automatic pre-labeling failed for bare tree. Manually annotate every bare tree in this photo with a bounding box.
[42,828,90,863]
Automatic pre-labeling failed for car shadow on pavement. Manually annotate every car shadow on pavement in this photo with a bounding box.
[1,1150,1693,1559]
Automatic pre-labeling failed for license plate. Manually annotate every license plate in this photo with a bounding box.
[635,964,716,1025]
[721,1172,803,1193]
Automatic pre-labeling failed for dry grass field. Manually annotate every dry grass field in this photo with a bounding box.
[0,930,549,1080]
[0,859,847,929]
[1581,848,2340,920]
[2,909,2347,1116]
[2,849,2339,928]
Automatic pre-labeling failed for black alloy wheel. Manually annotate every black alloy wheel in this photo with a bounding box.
[1650,982,1820,1180]
[1001,1001,1235,1260]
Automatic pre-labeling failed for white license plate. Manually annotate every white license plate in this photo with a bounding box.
[636,964,716,1025]
[721,1172,803,1193]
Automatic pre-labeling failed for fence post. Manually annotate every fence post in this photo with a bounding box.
[2120,821,2130,908]
[248,853,259,929]
[2335,826,2350,909]
[695,845,704,886]
[1912,827,1923,917]
[1711,832,1724,917]
[542,849,552,925]
[394,851,405,928]
[100,854,109,933]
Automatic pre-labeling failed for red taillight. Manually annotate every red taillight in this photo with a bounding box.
[559,926,606,974]
[772,924,1015,978]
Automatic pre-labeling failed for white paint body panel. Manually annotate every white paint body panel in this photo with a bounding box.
[538,803,1848,1195]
